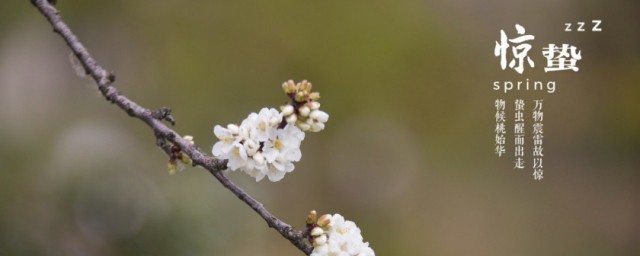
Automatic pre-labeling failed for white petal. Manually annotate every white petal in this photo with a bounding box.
[253,152,265,164]
[262,147,279,162]
[227,156,244,170]
[213,125,228,138]
[314,234,327,245]
[267,168,286,182]
[244,139,259,156]
[285,124,305,141]
[271,159,286,171]
[259,107,269,116]
[286,148,302,162]
[298,122,311,131]
[237,144,248,159]
[211,142,226,156]
[310,110,329,123]
[228,124,239,135]
[283,161,295,172]
[310,123,324,132]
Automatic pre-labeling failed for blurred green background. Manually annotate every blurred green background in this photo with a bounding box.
[1,0,639,255]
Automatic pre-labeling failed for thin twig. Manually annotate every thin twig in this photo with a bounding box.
[30,0,312,254]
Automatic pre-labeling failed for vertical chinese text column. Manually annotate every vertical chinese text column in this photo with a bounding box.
[532,100,544,180]
[495,99,507,157]
[514,99,525,169]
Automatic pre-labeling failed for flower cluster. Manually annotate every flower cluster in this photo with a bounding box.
[281,80,329,132]
[307,211,375,256]
[212,108,305,182]
[209,83,374,254]
[211,80,329,182]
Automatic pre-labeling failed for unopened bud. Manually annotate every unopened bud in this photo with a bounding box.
[180,153,193,165]
[317,214,332,227]
[295,91,307,102]
[286,114,298,124]
[168,162,177,175]
[313,234,327,246]
[310,123,325,132]
[183,135,194,145]
[309,92,320,101]
[308,101,320,110]
[297,122,311,131]
[307,210,318,225]
[282,80,296,93]
[310,110,329,123]
[298,80,312,93]
[228,124,240,135]
[281,105,294,116]
[310,227,324,236]
[299,106,311,117]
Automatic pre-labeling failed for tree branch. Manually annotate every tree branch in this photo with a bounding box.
[30,0,313,254]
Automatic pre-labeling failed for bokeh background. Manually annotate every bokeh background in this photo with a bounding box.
[1,0,639,255]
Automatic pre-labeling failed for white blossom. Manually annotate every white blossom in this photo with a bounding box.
[242,108,281,141]
[310,110,329,123]
[307,110,329,132]
[225,143,248,170]
[212,108,305,182]
[212,80,328,181]
[243,138,260,156]
[211,124,240,156]
[310,214,375,256]
[263,124,304,163]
